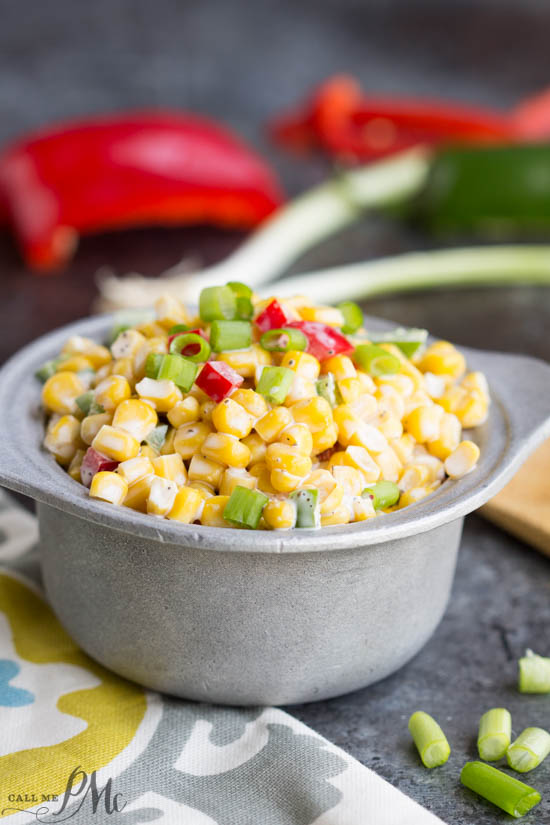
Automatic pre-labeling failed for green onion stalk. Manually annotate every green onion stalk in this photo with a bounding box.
[461,761,541,818]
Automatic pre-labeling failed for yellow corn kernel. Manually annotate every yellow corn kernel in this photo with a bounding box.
[270,468,302,493]
[321,503,351,526]
[303,469,344,514]
[173,421,213,460]
[291,396,333,432]
[133,336,167,379]
[427,412,461,460]
[90,471,128,505]
[188,454,225,488]
[242,432,267,464]
[398,464,431,492]
[110,358,134,387]
[117,456,154,486]
[167,396,200,428]
[111,328,147,360]
[350,423,388,454]
[391,433,416,464]
[375,411,403,440]
[349,393,378,421]
[352,496,376,522]
[332,405,360,447]
[92,424,140,462]
[312,424,338,454]
[147,476,178,516]
[332,466,364,496]
[461,371,489,400]
[263,498,296,530]
[298,305,344,326]
[437,385,469,415]
[200,495,233,528]
[43,414,82,465]
[188,481,215,500]
[444,440,480,479]
[167,486,203,523]
[42,371,86,415]
[123,473,154,511]
[281,350,320,380]
[375,373,414,397]
[218,348,258,378]
[397,359,426,391]
[68,449,85,481]
[327,451,347,470]
[422,371,447,399]
[155,294,190,329]
[253,343,272,369]
[212,398,253,438]
[283,375,317,406]
[249,463,277,495]
[456,393,489,428]
[112,398,158,442]
[152,453,187,487]
[219,468,257,497]
[57,354,94,373]
[230,388,268,420]
[397,487,432,509]
[93,364,112,385]
[418,341,466,379]
[160,427,176,455]
[265,443,312,476]
[94,375,132,412]
[255,407,293,443]
[201,433,251,468]
[343,445,380,483]
[404,405,443,443]
[322,355,356,380]
[372,447,402,483]
[198,400,215,423]
[356,371,377,394]
[279,424,313,455]
[135,320,168,339]
[410,447,446,482]
[80,412,112,445]
[62,335,96,356]
[86,345,113,370]
[135,377,183,412]
[376,385,405,420]
[338,377,363,405]
[140,444,160,460]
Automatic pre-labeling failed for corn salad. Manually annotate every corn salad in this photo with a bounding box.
[38,284,489,530]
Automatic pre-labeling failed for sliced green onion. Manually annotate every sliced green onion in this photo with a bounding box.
[157,354,198,391]
[290,489,320,528]
[460,761,541,818]
[35,357,63,383]
[518,649,550,693]
[507,728,550,774]
[260,327,308,353]
[226,281,253,298]
[145,352,164,379]
[363,480,400,510]
[236,296,254,320]
[168,323,189,335]
[338,301,364,334]
[256,366,294,405]
[224,486,268,529]
[199,285,237,322]
[76,391,95,415]
[145,424,168,452]
[478,708,512,762]
[315,373,342,408]
[169,333,211,363]
[408,711,450,768]
[210,320,252,352]
[88,399,105,416]
[353,343,401,376]
[368,327,429,358]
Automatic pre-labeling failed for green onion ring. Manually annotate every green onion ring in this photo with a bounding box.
[169,333,211,362]
[260,327,308,352]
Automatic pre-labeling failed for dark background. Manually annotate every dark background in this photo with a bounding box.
[2,2,550,823]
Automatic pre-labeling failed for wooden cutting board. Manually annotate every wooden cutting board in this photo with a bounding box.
[481,438,550,557]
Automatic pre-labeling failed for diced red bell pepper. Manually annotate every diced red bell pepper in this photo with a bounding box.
[255,299,289,332]
[195,361,243,402]
[80,447,119,488]
[0,110,284,271]
[167,328,209,357]
[287,320,353,361]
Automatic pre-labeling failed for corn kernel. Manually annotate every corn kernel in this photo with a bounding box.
[372,447,402,483]
[456,393,489,428]
[92,424,140,462]
[95,375,132,412]
[135,377,183,412]
[283,375,317,406]
[411,447,446,482]
[265,443,312,477]
[350,422,388,454]
[270,468,303,493]
[249,462,277,494]
[321,503,351,526]
[62,335,96,356]
[188,481,215,500]
[230,388,268,420]
[335,377,361,404]
[397,487,432,509]
[376,385,405,420]
[242,433,267,464]
[80,412,113,445]
[174,421,213,460]
[391,433,416,464]
[112,398,158,442]
[219,468,257,497]
[349,393,378,421]
[123,473,154,511]
[147,476,178,516]
[68,449,85,481]
[279,424,313,455]
[281,351,320,380]
[133,337,167,379]
[356,371,377,394]
[167,396,201,428]
[255,407,293,442]
[188,454,225,488]
[111,329,147,360]
[419,341,466,379]
[322,355,356,380]
[427,412,461,460]
[437,385,469,414]
[398,464,431,492]
[397,359,425,391]
[423,371,447,399]
[160,427,176,455]
[155,295,190,329]
[299,305,344,326]
[326,451,347,470]
[90,471,128,505]
[200,496,233,527]
[201,433,251,468]
[167,486,203,523]
[57,355,94,373]
[461,371,489,400]
[291,396,332,433]
[152,453,187,486]
[263,498,296,530]
[140,444,160,460]
[42,371,86,415]
[311,424,338,454]
[444,440,480,479]
[375,411,403,440]
[332,466,364,496]
[212,398,253,438]
[117,456,154,486]
[352,496,376,521]
[43,414,82,465]
[135,321,168,339]
[375,373,414,397]
[218,348,259,378]
[404,405,443,443]
[343,445,380,483]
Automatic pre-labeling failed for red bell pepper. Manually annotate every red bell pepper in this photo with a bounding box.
[0,110,284,271]
[254,299,289,332]
[195,361,243,402]
[80,447,118,488]
[287,320,353,361]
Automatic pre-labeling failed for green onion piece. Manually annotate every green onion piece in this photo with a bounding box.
[363,480,400,510]
[290,489,320,528]
[157,354,198,391]
[88,399,105,416]
[76,391,95,415]
[199,285,237,322]
[105,309,155,345]
[408,711,450,768]
[236,296,254,320]
[168,323,189,335]
[315,373,342,408]
[35,358,63,383]
[478,708,512,762]
[353,344,401,376]
[518,649,550,693]
[256,366,294,405]
[226,281,253,298]
[338,301,364,334]
[460,761,541,818]
[145,424,168,452]
[223,485,268,529]
[367,327,429,358]
[145,352,164,379]
[260,327,308,353]
[507,728,550,773]
[210,320,252,352]
[169,333,211,363]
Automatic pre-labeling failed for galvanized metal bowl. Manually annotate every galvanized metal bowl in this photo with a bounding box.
[1,314,549,706]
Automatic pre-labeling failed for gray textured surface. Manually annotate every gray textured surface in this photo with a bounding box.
[2,1,550,822]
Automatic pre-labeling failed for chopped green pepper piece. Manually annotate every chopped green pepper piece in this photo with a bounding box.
[75,391,103,416]
[290,488,320,528]
[210,320,252,351]
[362,480,400,510]
[145,424,168,452]
[256,366,294,405]
[460,761,541,818]
[157,354,198,391]
[224,485,268,529]
[199,285,237,322]
[353,344,401,376]
[338,301,364,334]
